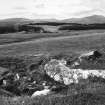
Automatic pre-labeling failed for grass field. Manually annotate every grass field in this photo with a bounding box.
[0,30,105,56]
[0,30,104,45]
[0,30,105,105]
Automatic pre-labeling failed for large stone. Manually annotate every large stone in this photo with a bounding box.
[44,59,80,85]
[79,50,102,61]
[44,59,105,85]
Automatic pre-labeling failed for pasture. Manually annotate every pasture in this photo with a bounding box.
[0,30,105,105]
[0,30,105,56]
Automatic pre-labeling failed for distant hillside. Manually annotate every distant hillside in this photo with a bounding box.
[62,15,105,24]
[0,18,34,26]
[0,15,105,34]
[0,15,105,26]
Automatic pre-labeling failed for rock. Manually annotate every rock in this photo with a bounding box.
[31,88,51,97]
[44,59,105,85]
[79,50,102,61]
[44,59,80,85]
[70,50,102,68]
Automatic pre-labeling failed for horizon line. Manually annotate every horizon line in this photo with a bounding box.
[0,14,105,21]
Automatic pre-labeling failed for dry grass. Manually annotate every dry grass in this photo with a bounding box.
[0,30,105,104]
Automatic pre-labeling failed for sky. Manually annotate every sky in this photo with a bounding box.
[0,0,105,20]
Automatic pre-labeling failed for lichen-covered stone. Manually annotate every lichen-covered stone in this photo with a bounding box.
[44,59,105,85]
[44,59,79,85]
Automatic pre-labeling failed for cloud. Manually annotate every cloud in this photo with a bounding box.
[0,0,105,19]
[0,11,32,19]
[80,0,105,11]
[35,4,45,8]
[33,0,45,8]
[13,6,27,10]
[71,9,105,18]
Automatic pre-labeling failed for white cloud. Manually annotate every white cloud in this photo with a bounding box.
[0,0,105,19]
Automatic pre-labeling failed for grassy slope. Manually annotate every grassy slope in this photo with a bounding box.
[0,30,105,56]
[0,30,104,45]
[0,30,105,105]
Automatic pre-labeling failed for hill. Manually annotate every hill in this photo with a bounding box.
[0,18,34,26]
[0,15,105,26]
[62,15,105,24]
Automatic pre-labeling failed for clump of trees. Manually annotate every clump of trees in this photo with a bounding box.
[1,22,105,34]
[19,25,44,33]
[59,24,105,31]
[0,24,45,34]
[0,25,17,34]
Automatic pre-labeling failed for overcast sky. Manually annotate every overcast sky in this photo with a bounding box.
[0,0,105,19]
